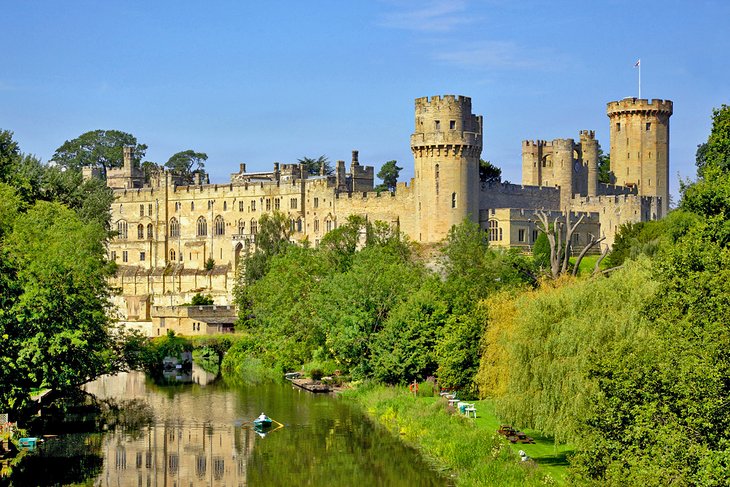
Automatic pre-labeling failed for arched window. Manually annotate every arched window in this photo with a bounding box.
[196,216,207,237]
[297,218,302,232]
[214,216,225,236]
[147,223,153,239]
[238,219,246,235]
[488,220,499,242]
[250,219,258,235]
[191,201,195,211]
[117,220,128,240]
[137,224,144,239]
[169,218,180,238]
[170,249,176,262]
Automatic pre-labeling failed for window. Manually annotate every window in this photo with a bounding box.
[117,220,128,239]
[239,201,244,212]
[137,224,144,239]
[238,219,246,234]
[435,120,441,131]
[518,229,525,242]
[290,219,295,232]
[274,198,280,210]
[297,218,302,232]
[191,201,195,211]
[326,219,333,232]
[140,251,145,261]
[122,251,128,263]
[451,192,457,209]
[290,198,298,209]
[532,230,538,243]
[208,200,213,210]
[450,120,455,129]
[175,202,181,211]
[214,215,225,236]
[251,199,256,211]
[435,164,440,195]
[646,122,651,131]
[488,220,499,241]
[139,205,144,217]
[314,219,319,232]
[314,197,319,208]
[170,249,176,262]
[146,223,153,239]
[169,218,180,238]
[111,251,117,261]
[266,198,271,211]
[250,219,258,234]
[148,204,152,216]
[223,201,227,211]
[616,122,621,131]
[196,216,207,236]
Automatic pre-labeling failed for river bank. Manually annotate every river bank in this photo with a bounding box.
[341,384,571,486]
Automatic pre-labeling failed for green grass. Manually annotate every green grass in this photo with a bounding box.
[570,254,604,276]
[344,385,568,486]
[472,399,572,484]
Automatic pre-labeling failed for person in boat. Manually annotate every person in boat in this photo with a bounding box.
[257,413,268,421]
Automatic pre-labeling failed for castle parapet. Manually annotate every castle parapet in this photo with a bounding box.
[607,98,673,116]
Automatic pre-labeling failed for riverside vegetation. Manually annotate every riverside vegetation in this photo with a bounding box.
[2,104,730,485]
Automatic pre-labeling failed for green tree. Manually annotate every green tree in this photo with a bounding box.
[598,149,612,184]
[695,104,730,176]
[298,155,332,176]
[479,159,502,183]
[375,160,402,192]
[242,211,292,283]
[165,150,208,184]
[51,129,147,178]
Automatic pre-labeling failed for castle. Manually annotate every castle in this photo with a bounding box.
[101,95,672,336]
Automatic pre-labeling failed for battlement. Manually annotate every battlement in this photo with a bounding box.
[579,130,596,140]
[414,95,472,109]
[607,98,673,116]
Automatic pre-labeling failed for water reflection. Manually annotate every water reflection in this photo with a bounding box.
[7,371,448,486]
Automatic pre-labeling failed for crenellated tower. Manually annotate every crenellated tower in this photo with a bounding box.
[580,130,599,197]
[607,98,672,217]
[411,95,482,242]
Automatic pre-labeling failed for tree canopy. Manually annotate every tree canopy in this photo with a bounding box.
[165,150,208,184]
[298,155,332,176]
[479,159,501,183]
[51,129,147,178]
[376,160,402,192]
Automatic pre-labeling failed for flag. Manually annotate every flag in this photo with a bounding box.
[634,59,641,67]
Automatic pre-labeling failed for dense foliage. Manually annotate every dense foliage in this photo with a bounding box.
[0,130,122,418]
[233,218,534,394]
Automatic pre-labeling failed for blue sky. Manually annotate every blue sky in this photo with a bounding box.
[2,1,728,200]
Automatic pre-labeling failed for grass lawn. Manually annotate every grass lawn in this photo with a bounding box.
[472,399,573,485]
[570,254,605,276]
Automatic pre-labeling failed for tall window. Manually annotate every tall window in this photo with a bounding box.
[239,201,244,212]
[314,219,319,232]
[170,249,176,262]
[191,201,195,211]
[314,197,319,208]
[147,223,153,239]
[238,219,246,235]
[266,198,271,211]
[207,200,213,210]
[196,216,207,237]
[290,198,298,209]
[122,251,128,262]
[250,219,258,234]
[139,205,144,217]
[214,215,225,236]
[451,192,457,209]
[435,164,440,195]
[518,229,525,242]
[274,198,280,210]
[488,220,499,242]
[137,224,144,239]
[148,204,153,216]
[251,199,256,211]
[117,220,128,239]
[169,218,180,238]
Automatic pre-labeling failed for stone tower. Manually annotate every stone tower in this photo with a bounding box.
[607,98,673,216]
[580,130,600,197]
[411,95,482,242]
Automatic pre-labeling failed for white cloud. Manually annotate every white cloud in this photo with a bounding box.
[433,40,559,71]
[378,0,476,33]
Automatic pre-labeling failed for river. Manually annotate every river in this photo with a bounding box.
[4,368,450,486]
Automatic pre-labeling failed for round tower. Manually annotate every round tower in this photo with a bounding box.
[580,130,600,197]
[411,95,482,242]
[552,138,575,209]
[607,98,673,217]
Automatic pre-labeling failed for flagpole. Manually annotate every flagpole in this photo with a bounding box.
[638,60,641,99]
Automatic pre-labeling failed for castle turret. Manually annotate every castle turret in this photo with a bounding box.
[580,130,600,197]
[411,95,482,242]
[552,138,575,209]
[607,98,672,216]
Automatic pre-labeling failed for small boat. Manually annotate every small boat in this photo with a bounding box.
[18,437,40,449]
[253,413,273,429]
